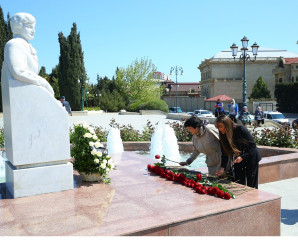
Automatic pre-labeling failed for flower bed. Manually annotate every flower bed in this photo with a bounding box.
[147,155,235,199]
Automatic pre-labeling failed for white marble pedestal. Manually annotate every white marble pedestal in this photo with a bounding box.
[5,161,74,198]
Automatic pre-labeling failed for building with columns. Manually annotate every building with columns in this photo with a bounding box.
[198,47,298,104]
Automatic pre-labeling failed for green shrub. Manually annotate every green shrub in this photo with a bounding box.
[251,127,298,148]
[136,99,169,113]
[127,101,143,112]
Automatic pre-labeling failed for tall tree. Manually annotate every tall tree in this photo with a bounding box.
[116,57,162,103]
[6,12,13,40]
[58,23,86,110]
[249,76,271,99]
[0,6,7,111]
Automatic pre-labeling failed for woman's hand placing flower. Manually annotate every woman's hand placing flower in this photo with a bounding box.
[233,156,243,164]
[215,167,225,177]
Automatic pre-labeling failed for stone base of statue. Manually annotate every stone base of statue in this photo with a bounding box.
[5,161,74,198]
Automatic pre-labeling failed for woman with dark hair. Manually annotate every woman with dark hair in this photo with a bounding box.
[180,116,222,176]
[215,115,261,189]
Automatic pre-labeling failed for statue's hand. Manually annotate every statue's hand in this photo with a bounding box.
[39,77,54,96]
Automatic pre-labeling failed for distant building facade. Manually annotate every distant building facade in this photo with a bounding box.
[198,48,298,103]
[273,57,298,83]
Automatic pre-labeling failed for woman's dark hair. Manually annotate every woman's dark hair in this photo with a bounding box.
[184,116,204,129]
[215,114,241,156]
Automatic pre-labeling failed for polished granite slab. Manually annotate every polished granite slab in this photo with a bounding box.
[0,152,281,236]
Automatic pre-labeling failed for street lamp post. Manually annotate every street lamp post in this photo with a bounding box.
[230,36,259,107]
[170,66,183,113]
[95,92,102,108]
[86,91,89,108]
[78,77,88,111]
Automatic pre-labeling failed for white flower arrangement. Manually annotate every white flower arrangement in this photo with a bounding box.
[71,121,116,184]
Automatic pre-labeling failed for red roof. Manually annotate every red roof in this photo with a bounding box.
[205,94,233,101]
[285,58,298,64]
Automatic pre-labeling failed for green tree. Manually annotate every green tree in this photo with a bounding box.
[0,6,7,112]
[249,76,271,99]
[58,23,86,110]
[96,74,127,111]
[49,65,60,98]
[275,82,298,112]
[116,57,162,103]
[6,13,13,40]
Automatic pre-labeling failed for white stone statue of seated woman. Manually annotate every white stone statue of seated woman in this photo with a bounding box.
[3,12,54,96]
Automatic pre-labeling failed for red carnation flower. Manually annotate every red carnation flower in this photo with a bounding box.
[223,193,231,200]
[196,174,202,181]
[200,188,207,194]
[195,183,202,188]
[207,187,213,194]
[155,155,160,159]
[216,190,224,198]
[212,186,219,195]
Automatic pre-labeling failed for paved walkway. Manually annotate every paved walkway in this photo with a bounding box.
[259,178,298,236]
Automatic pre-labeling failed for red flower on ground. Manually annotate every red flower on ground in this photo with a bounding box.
[223,192,231,200]
[207,187,213,194]
[216,190,224,198]
[196,174,202,181]
[212,186,219,195]
[155,155,160,159]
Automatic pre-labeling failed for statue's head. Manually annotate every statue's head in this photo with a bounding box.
[10,13,36,41]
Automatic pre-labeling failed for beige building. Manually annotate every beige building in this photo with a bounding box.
[273,57,298,83]
[198,47,298,104]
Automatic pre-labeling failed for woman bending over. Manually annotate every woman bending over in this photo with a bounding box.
[215,114,261,189]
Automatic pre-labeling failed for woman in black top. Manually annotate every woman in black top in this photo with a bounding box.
[214,114,261,189]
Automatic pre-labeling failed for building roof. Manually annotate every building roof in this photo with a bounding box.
[166,82,201,92]
[211,47,298,60]
[205,94,233,101]
[284,57,298,64]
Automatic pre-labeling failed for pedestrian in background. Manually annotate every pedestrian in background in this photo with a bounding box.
[238,106,251,126]
[254,106,264,127]
[60,96,72,116]
[215,98,224,117]
[228,99,238,123]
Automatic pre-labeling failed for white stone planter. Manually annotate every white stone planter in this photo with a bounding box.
[79,172,102,182]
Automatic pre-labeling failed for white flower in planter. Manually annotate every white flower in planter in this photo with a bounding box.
[83,133,92,138]
[96,151,102,157]
[89,141,95,147]
[94,141,103,148]
[91,149,97,155]
[94,159,99,164]
[100,163,106,169]
[92,135,98,140]
[89,128,95,134]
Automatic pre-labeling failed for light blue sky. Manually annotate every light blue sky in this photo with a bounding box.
[1,0,297,84]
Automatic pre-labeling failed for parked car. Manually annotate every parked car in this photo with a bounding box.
[264,111,290,126]
[194,109,215,118]
[292,118,298,129]
[169,107,183,113]
[187,112,194,116]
